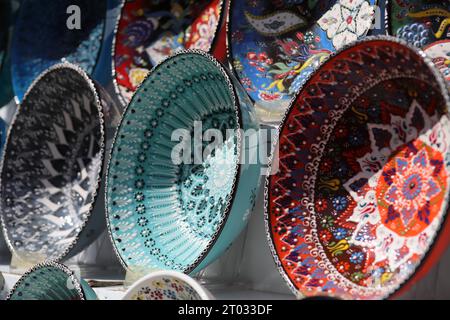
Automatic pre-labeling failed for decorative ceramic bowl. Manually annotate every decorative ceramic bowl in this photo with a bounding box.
[265,37,450,300]
[106,50,261,275]
[0,63,121,263]
[123,270,213,300]
[228,0,378,124]
[6,261,97,300]
[112,0,226,105]
[387,1,450,81]
[11,0,108,102]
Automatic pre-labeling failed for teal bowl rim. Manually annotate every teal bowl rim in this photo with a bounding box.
[110,0,228,107]
[6,260,88,300]
[0,62,107,262]
[105,49,245,274]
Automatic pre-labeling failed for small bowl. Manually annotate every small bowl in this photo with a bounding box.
[106,50,262,275]
[387,1,450,81]
[265,37,450,300]
[112,0,226,105]
[123,270,213,300]
[11,0,108,102]
[6,261,97,300]
[228,0,378,124]
[0,63,121,263]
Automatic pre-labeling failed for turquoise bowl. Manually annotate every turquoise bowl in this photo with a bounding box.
[7,261,97,300]
[106,50,262,274]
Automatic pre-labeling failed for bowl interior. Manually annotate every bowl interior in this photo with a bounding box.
[1,66,103,262]
[113,0,223,104]
[8,265,83,300]
[267,39,450,299]
[12,0,106,101]
[107,52,239,272]
[126,274,204,300]
[229,0,377,123]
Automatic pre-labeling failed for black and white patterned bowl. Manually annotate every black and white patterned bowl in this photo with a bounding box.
[0,63,121,263]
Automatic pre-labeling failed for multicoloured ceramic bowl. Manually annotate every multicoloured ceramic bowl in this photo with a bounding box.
[387,1,450,81]
[106,50,262,275]
[265,37,450,300]
[0,63,121,263]
[6,261,97,300]
[123,270,213,300]
[228,0,378,124]
[112,0,226,105]
[11,0,108,102]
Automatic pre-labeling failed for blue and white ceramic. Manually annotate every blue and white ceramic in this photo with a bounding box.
[106,50,262,275]
[7,261,97,300]
[228,0,378,124]
[11,0,108,102]
[0,63,121,263]
[123,270,213,300]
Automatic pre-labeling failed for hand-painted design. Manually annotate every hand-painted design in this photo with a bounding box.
[229,0,377,124]
[0,65,108,262]
[107,51,261,274]
[424,40,450,81]
[318,0,375,49]
[129,277,201,300]
[244,10,308,36]
[113,0,223,105]
[11,0,106,102]
[266,38,450,299]
[7,261,97,300]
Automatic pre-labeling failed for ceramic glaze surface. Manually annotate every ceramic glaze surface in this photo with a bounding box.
[107,51,261,274]
[266,39,450,299]
[127,275,203,300]
[0,66,105,262]
[7,262,95,300]
[113,0,223,104]
[388,1,450,80]
[229,0,377,123]
[12,0,106,101]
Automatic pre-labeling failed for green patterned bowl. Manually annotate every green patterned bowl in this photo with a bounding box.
[7,261,97,300]
[106,50,262,275]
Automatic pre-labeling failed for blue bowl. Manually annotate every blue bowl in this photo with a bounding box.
[7,261,97,300]
[106,50,262,274]
[228,0,378,124]
[11,0,108,102]
[0,63,121,263]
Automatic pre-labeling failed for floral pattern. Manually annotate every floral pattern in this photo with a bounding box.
[388,1,450,81]
[229,0,376,123]
[114,0,223,104]
[129,276,202,300]
[318,0,375,49]
[267,39,450,299]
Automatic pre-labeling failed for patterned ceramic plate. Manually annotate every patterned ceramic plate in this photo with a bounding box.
[11,0,107,102]
[7,261,97,300]
[106,50,261,275]
[228,0,378,124]
[123,270,213,300]
[112,0,226,106]
[0,64,120,263]
[387,1,450,81]
[266,37,450,300]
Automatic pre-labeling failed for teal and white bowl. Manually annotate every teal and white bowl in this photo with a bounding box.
[7,261,97,300]
[106,50,262,275]
[123,270,213,300]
